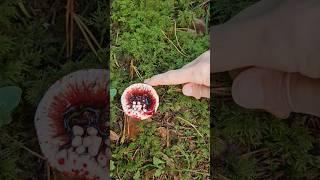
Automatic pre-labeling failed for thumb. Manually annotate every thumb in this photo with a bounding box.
[231,68,291,118]
[182,83,210,99]
[232,67,320,118]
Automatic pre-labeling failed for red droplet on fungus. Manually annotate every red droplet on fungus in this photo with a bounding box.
[58,158,65,165]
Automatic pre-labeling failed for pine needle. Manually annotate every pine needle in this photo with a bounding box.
[76,14,102,49]
[73,13,101,61]
[120,115,127,144]
[177,117,203,138]
[161,30,188,57]
[130,59,143,80]
[17,1,31,18]
[65,0,74,58]
[174,21,187,55]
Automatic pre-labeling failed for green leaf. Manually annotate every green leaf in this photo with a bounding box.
[0,86,22,112]
[110,88,117,101]
[153,157,165,166]
[110,160,115,171]
[133,170,140,180]
[0,108,12,127]
[154,169,163,177]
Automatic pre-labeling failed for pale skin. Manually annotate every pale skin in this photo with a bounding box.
[145,0,320,119]
[144,50,210,100]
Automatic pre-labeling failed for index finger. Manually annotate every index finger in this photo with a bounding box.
[144,67,197,86]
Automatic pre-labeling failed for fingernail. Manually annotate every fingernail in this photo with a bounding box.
[183,87,193,96]
[144,79,150,83]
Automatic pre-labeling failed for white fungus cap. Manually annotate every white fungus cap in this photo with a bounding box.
[34,69,109,180]
[121,83,159,120]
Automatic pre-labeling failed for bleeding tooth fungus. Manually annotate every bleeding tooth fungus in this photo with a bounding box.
[35,69,110,180]
[121,83,159,120]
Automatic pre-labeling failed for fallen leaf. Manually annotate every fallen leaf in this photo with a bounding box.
[110,130,119,142]
[189,140,196,150]
[193,18,206,34]
[157,127,169,138]
[144,169,156,180]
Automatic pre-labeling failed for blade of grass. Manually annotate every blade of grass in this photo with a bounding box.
[4,134,46,160]
[76,14,102,49]
[66,0,70,57]
[130,59,143,80]
[177,116,203,138]
[168,169,209,176]
[174,21,187,55]
[17,1,31,18]
[73,14,101,61]
[120,115,127,144]
[70,0,74,57]
[161,30,188,57]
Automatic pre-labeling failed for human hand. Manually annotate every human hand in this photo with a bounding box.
[213,0,320,118]
[144,50,210,99]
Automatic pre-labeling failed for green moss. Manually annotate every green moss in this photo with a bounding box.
[111,0,209,178]
[0,0,108,178]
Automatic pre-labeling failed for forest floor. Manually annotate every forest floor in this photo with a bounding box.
[110,0,210,179]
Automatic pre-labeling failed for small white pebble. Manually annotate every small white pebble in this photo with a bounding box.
[75,146,85,154]
[143,109,147,112]
[133,101,136,105]
[137,102,141,105]
[72,125,84,136]
[83,136,92,147]
[87,127,98,136]
[72,136,82,147]
[88,136,102,157]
